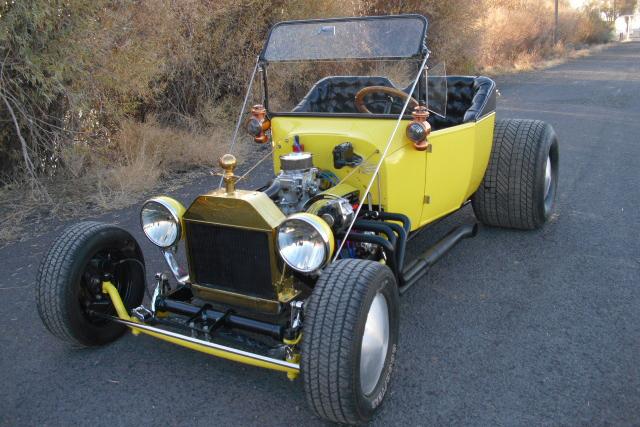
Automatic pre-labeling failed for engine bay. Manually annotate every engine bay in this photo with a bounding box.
[264,151,357,236]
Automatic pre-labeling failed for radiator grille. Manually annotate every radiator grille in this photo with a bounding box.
[185,222,276,299]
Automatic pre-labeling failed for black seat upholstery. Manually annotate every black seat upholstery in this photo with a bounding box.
[464,77,497,122]
[291,75,497,131]
[292,76,399,114]
[423,76,497,130]
[423,77,475,129]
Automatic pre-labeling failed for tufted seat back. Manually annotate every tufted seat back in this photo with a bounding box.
[424,76,496,129]
[291,75,496,131]
[292,76,398,114]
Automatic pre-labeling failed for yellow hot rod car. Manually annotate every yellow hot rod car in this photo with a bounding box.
[35,15,558,424]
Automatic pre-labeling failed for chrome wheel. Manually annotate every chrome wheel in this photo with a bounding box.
[544,155,552,199]
[360,292,390,395]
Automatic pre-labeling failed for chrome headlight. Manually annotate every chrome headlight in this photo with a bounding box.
[140,197,186,248]
[277,213,335,273]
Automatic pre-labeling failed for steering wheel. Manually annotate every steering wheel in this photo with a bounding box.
[354,86,419,114]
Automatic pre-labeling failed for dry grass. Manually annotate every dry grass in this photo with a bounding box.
[485,42,614,75]
[96,118,227,203]
[64,118,231,207]
[0,118,241,246]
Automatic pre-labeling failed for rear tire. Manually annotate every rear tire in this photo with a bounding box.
[35,221,145,347]
[472,119,559,229]
[302,259,399,425]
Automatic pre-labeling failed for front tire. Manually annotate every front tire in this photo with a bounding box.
[35,221,146,347]
[302,259,399,425]
[472,119,559,230]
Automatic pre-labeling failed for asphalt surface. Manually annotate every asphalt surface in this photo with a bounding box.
[2,42,640,426]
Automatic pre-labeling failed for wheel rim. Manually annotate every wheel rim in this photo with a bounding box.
[360,292,390,395]
[79,248,136,325]
[544,155,552,199]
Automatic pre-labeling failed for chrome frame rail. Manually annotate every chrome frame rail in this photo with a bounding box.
[106,314,300,372]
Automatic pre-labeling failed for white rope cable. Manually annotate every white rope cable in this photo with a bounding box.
[237,147,275,182]
[332,53,430,261]
[218,57,261,188]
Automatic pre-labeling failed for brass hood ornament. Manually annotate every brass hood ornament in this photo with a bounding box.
[218,154,239,193]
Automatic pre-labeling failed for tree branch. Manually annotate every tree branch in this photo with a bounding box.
[0,87,52,203]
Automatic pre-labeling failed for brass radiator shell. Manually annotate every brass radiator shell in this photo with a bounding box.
[183,189,295,314]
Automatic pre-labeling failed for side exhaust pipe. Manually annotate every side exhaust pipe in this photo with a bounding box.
[399,223,478,295]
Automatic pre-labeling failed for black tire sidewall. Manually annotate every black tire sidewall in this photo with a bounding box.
[352,265,399,419]
[59,226,144,346]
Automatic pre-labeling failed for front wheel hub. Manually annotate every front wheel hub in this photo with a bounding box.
[544,155,552,199]
[359,292,390,395]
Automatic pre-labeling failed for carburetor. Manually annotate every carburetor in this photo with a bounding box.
[267,152,321,215]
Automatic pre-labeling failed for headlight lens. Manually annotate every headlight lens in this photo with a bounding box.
[140,197,185,248]
[246,117,263,136]
[406,122,427,143]
[277,213,334,273]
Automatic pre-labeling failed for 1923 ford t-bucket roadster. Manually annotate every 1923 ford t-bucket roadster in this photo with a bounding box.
[35,15,558,424]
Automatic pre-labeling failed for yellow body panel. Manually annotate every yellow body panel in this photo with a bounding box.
[420,113,495,225]
[271,113,495,231]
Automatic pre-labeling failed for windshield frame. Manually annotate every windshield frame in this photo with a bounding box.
[259,14,429,63]
[258,15,430,118]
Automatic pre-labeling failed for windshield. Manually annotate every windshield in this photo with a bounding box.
[264,59,447,118]
[425,62,447,118]
[266,59,423,115]
[261,15,427,62]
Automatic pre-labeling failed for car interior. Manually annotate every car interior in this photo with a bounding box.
[290,75,497,131]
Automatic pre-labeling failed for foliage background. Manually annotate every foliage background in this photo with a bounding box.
[0,0,621,240]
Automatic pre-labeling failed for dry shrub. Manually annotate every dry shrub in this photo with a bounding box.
[362,0,483,73]
[33,115,233,215]
[149,0,361,129]
[478,1,555,71]
[477,0,612,72]
[0,0,615,245]
[569,9,613,45]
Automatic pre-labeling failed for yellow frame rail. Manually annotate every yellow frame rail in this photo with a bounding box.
[101,281,300,375]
